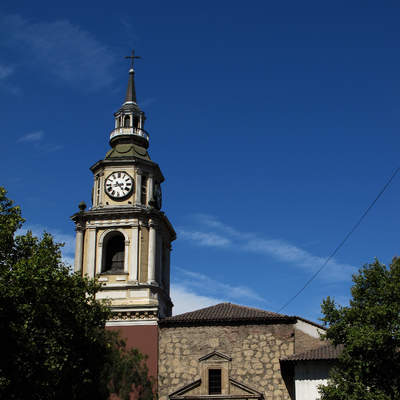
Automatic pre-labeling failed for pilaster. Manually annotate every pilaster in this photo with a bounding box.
[148,219,157,285]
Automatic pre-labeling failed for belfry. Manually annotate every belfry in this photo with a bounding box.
[71,52,176,328]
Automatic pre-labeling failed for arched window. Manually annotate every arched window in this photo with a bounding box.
[102,231,125,273]
[124,115,130,127]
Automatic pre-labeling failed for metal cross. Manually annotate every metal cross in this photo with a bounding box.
[125,49,141,69]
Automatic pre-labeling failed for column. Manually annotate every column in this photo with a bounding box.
[99,173,104,206]
[147,175,154,206]
[124,238,130,274]
[74,228,84,273]
[86,228,96,278]
[147,220,157,284]
[129,225,139,281]
[165,244,171,295]
[157,234,163,287]
[135,169,142,206]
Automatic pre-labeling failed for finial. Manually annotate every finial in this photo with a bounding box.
[78,201,87,212]
[125,49,141,72]
[124,49,141,104]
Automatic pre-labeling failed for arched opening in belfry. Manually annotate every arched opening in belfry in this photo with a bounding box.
[102,231,125,273]
[124,115,130,127]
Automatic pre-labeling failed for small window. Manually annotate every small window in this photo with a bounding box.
[124,115,130,127]
[208,369,221,395]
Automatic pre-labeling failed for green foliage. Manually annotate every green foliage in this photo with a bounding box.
[0,187,153,400]
[320,259,400,400]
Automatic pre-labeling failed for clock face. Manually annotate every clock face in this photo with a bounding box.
[105,171,133,199]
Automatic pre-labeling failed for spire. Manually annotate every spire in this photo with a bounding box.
[124,49,141,104]
[125,68,137,103]
[109,49,149,151]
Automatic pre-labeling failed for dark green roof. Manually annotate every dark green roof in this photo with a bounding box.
[105,143,150,160]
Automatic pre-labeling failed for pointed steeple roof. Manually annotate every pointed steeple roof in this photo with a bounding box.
[125,68,137,104]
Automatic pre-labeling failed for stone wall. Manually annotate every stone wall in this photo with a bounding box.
[158,323,295,400]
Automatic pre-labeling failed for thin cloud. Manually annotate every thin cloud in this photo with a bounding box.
[16,130,62,153]
[17,131,44,143]
[0,64,13,80]
[175,267,264,302]
[0,63,20,94]
[179,229,231,247]
[181,214,356,281]
[0,14,116,91]
[171,283,223,315]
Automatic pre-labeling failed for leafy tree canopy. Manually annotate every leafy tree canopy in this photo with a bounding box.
[0,187,153,400]
[320,258,400,400]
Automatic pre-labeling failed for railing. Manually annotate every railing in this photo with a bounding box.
[109,127,149,142]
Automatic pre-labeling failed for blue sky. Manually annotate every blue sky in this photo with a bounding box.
[1,1,400,321]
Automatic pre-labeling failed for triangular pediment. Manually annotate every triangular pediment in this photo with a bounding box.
[169,378,263,399]
[229,378,263,397]
[169,379,201,398]
[198,350,232,362]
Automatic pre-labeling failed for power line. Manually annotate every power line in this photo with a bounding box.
[277,167,400,313]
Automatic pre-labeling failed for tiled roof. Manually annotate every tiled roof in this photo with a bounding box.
[159,302,296,326]
[282,343,344,362]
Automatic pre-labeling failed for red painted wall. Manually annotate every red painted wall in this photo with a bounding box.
[108,324,158,379]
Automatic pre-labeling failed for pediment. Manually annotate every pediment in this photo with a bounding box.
[169,379,201,398]
[169,378,263,399]
[198,350,232,362]
[229,378,263,397]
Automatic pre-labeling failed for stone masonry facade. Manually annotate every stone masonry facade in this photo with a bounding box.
[158,324,297,400]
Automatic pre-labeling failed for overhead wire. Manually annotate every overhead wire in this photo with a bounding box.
[277,167,400,313]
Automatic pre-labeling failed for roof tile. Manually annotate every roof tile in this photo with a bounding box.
[282,343,344,361]
[159,302,295,326]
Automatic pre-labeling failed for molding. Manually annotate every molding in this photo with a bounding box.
[199,351,232,362]
[108,309,158,321]
[90,158,165,183]
[71,207,176,240]
[98,228,129,246]
[106,320,158,326]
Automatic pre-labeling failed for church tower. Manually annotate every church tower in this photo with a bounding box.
[71,53,176,328]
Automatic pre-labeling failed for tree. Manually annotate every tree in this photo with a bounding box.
[320,258,400,400]
[0,187,153,400]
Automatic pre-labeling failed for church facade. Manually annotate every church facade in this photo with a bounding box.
[71,57,339,400]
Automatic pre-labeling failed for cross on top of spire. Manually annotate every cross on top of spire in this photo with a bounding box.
[125,49,141,71]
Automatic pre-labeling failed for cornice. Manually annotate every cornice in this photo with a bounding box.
[99,282,174,307]
[90,157,164,182]
[71,206,176,239]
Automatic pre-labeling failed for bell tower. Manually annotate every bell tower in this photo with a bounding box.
[71,52,176,325]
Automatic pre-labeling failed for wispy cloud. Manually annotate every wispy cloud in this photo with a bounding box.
[0,63,20,94]
[179,229,231,247]
[16,130,62,153]
[0,64,13,80]
[17,130,44,143]
[175,267,264,302]
[0,14,116,91]
[171,283,223,315]
[179,215,356,282]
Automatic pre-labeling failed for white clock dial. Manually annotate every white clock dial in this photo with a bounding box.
[105,171,133,199]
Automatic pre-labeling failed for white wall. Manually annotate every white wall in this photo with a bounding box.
[294,361,332,400]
